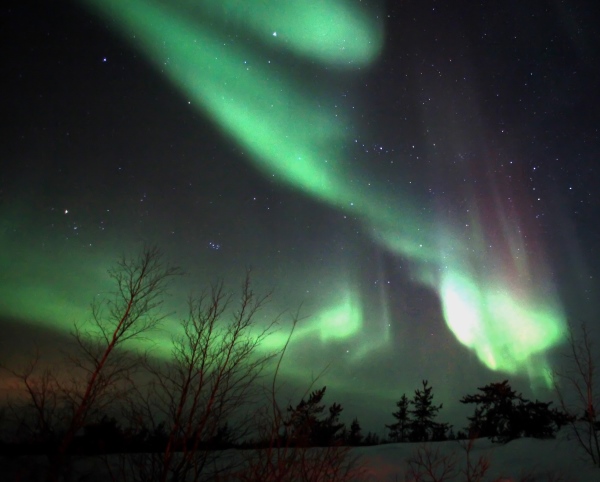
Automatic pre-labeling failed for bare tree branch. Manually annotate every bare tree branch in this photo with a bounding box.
[2,245,181,482]
[553,322,600,466]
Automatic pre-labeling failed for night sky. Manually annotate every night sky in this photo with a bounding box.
[2,0,599,433]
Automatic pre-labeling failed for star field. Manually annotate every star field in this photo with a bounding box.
[1,0,599,431]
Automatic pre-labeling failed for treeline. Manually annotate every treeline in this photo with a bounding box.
[0,247,365,481]
[0,247,597,481]
[0,379,573,457]
[385,379,572,444]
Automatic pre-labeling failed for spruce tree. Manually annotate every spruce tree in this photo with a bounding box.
[285,387,346,446]
[386,394,411,442]
[409,380,444,442]
[347,418,363,446]
[460,380,569,443]
[313,401,345,446]
[461,380,524,442]
[285,387,327,445]
[363,431,380,446]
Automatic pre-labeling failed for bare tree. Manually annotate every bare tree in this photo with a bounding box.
[458,438,491,482]
[3,351,60,446]
[117,272,281,482]
[231,314,363,482]
[553,322,600,466]
[3,249,360,482]
[2,245,181,482]
[403,444,458,482]
[398,440,571,482]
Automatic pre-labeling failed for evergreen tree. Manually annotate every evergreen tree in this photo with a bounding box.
[202,422,235,450]
[285,387,327,445]
[431,421,453,442]
[363,431,380,446]
[80,415,124,454]
[460,380,523,442]
[312,401,345,446]
[386,394,411,442]
[409,380,444,442]
[460,380,570,443]
[347,418,363,446]
[285,387,346,446]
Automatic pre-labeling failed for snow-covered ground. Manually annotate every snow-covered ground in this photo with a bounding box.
[2,431,598,481]
[358,431,598,481]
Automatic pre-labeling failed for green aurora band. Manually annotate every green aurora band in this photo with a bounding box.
[2,0,565,382]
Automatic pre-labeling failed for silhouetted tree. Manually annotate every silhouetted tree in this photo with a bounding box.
[80,415,125,454]
[285,387,327,446]
[431,421,453,442]
[553,322,600,466]
[126,420,168,453]
[518,400,571,439]
[313,402,345,446]
[461,380,568,443]
[386,394,411,443]
[205,422,235,450]
[128,273,278,482]
[363,431,380,446]
[409,380,445,442]
[461,380,522,442]
[2,246,181,481]
[239,323,362,482]
[285,387,346,447]
[347,418,363,446]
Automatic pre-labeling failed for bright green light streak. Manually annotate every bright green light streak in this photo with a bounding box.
[258,288,363,351]
[309,291,363,342]
[0,225,111,327]
[75,0,566,380]
[80,0,381,208]
[440,270,563,374]
[175,0,383,67]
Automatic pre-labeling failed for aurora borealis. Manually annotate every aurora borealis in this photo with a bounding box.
[2,0,599,428]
